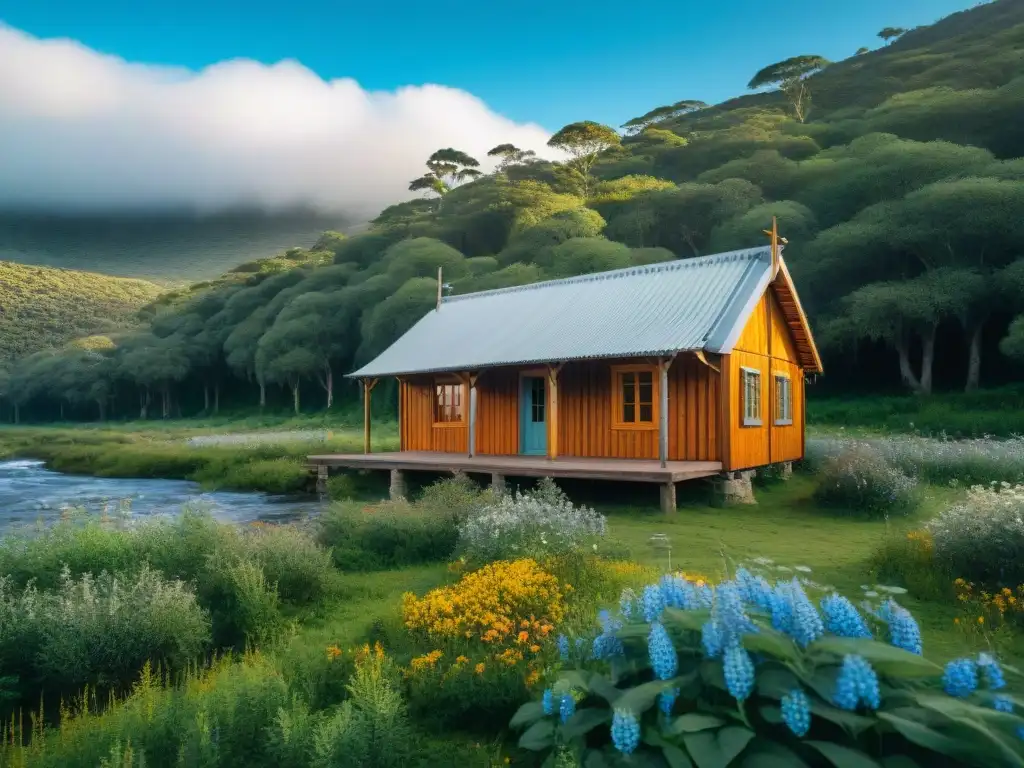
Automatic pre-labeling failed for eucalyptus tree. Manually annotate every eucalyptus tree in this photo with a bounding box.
[546,121,622,198]
[486,144,537,174]
[409,148,482,208]
[747,55,831,122]
[878,27,907,43]
[621,100,707,135]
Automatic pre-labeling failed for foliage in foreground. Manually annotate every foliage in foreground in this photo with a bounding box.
[512,565,1024,767]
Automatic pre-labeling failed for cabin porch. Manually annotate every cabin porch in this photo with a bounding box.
[306,451,731,513]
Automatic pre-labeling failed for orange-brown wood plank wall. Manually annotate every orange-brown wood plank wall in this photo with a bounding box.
[476,369,519,455]
[557,357,718,461]
[727,289,806,470]
[399,377,468,453]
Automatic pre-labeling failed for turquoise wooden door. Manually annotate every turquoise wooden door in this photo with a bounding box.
[520,376,547,455]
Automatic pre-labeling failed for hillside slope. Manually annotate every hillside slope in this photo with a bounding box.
[0,261,162,364]
[0,210,353,283]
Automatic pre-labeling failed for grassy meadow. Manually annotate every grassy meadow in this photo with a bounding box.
[1,414,1024,764]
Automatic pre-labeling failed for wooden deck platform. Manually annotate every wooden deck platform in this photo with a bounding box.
[307,451,723,484]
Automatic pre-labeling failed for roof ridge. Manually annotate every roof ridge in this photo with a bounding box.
[442,245,772,304]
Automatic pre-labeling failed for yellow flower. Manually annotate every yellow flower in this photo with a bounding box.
[455,655,470,665]
[325,644,342,660]
[475,663,486,675]
[529,644,541,653]
[978,616,985,625]
[954,617,960,625]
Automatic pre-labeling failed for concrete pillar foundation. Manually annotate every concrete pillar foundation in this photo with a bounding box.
[718,470,756,505]
[389,469,407,501]
[315,465,329,496]
[491,473,506,496]
[660,481,677,515]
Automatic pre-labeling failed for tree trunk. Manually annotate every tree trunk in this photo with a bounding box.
[97,399,107,422]
[325,366,334,410]
[203,383,210,412]
[292,380,300,415]
[161,387,170,419]
[919,325,937,396]
[13,404,19,425]
[894,337,922,393]
[140,389,150,420]
[214,382,220,414]
[965,322,983,392]
[259,380,266,409]
[59,402,64,421]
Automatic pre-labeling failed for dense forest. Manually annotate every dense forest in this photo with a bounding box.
[0,0,1022,423]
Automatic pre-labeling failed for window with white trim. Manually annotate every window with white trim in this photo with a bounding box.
[774,373,793,426]
[741,367,762,426]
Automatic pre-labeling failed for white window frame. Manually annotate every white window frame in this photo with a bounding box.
[774,373,793,426]
[741,367,762,427]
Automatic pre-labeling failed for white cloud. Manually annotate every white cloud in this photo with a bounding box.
[0,24,555,219]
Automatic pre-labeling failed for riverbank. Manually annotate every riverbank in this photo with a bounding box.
[0,422,399,494]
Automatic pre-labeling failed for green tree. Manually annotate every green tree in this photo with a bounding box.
[546,121,622,198]
[878,27,907,43]
[747,54,831,122]
[855,47,870,55]
[486,144,537,173]
[409,148,482,206]
[621,100,707,135]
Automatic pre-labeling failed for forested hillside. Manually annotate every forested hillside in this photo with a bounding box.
[0,261,161,365]
[1,0,1022,423]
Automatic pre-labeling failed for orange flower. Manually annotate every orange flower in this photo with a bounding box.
[529,645,541,653]
[475,663,486,675]
[517,631,529,644]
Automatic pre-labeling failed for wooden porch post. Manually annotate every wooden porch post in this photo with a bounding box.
[658,355,675,468]
[362,378,378,454]
[467,372,480,458]
[546,363,563,461]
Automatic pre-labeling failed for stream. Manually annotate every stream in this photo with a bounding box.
[0,458,323,534]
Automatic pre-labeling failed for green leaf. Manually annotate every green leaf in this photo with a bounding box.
[909,695,1024,767]
[562,708,612,739]
[738,740,812,767]
[662,745,696,768]
[876,712,966,757]
[755,668,801,699]
[668,713,727,735]
[879,757,920,768]
[808,700,876,735]
[589,674,623,705]
[805,742,884,768]
[682,726,755,768]
[807,638,941,677]
[510,701,545,729]
[664,607,712,632]
[759,705,783,725]
[559,670,592,693]
[617,679,671,715]
[584,750,611,768]
[518,719,556,751]
[743,628,800,663]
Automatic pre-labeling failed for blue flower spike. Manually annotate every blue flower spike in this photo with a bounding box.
[943,658,979,699]
[820,593,871,639]
[723,644,755,701]
[611,709,641,755]
[781,688,812,737]
[556,634,570,661]
[648,622,678,680]
[879,599,923,655]
[834,655,881,711]
[559,693,576,723]
[659,687,680,716]
[994,694,1014,714]
[978,652,1006,691]
[542,688,554,716]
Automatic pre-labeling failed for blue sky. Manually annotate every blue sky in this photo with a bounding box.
[0,0,977,131]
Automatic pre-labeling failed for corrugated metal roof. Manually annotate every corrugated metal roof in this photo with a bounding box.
[348,246,775,378]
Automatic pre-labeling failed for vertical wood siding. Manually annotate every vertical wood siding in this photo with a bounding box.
[476,369,519,455]
[727,287,808,470]
[557,356,718,461]
[400,377,468,453]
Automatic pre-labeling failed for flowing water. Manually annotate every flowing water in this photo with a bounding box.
[0,458,322,534]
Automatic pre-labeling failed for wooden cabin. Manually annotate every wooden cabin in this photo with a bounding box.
[310,228,822,512]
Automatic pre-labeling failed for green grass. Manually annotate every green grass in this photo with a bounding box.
[807,387,1024,438]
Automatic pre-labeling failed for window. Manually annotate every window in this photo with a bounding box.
[741,367,762,426]
[775,373,793,426]
[433,379,464,424]
[529,377,545,423]
[611,365,658,429]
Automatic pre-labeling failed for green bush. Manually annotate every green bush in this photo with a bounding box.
[201,556,287,649]
[242,523,336,605]
[511,566,1023,767]
[0,565,210,696]
[812,443,919,518]
[317,500,459,571]
[415,473,492,519]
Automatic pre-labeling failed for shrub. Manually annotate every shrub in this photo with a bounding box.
[458,479,607,563]
[241,523,336,605]
[317,500,459,571]
[416,473,492,520]
[868,529,950,601]
[812,443,918,517]
[511,566,1024,767]
[201,556,287,649]
[0,565,210,695]
[927,483,1024,585]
